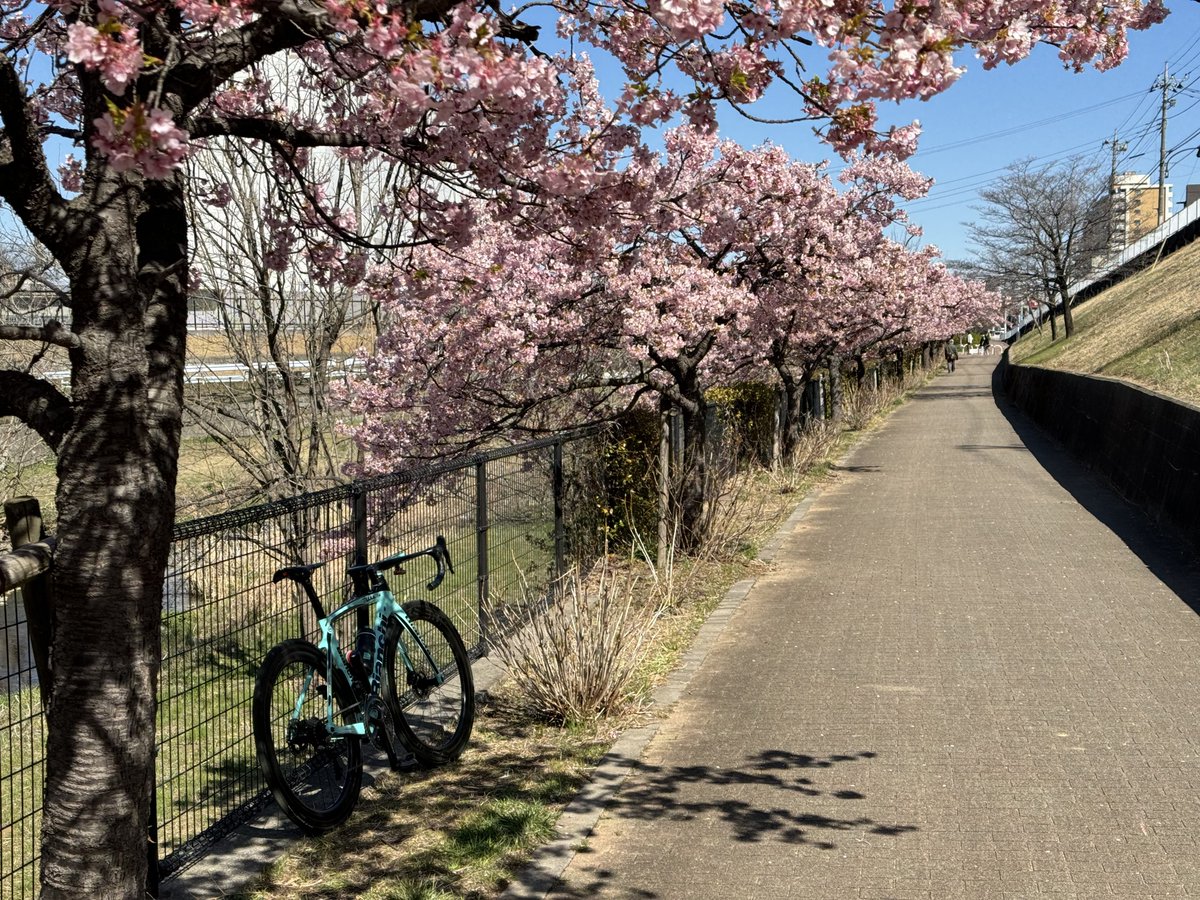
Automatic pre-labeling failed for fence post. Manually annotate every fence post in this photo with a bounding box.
[552,441,565,589]
[475,460,490,651]
[147,779,160,898]
[772,389,784,469]
[4,496,53,710]
[352,489,369,631]
[657,412,670,569]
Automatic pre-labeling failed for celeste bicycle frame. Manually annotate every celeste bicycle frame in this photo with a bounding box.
[277,538,455,743]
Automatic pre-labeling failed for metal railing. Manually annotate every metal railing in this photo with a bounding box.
[0,499,55,900]
[1070,198,1200,300]
[1,427,607,898]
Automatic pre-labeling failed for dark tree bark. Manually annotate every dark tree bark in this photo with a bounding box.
[35,173,187,898]
[826,353,843,421]
[654,351,710,551]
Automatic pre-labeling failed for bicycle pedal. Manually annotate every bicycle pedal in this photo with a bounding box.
[390,750,418,770]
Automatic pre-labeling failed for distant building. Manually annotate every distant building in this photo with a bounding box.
[1110,172,1171,247]
[1185,184,1200,208]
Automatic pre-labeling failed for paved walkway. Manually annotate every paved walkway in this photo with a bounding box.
[537,354,1200,899]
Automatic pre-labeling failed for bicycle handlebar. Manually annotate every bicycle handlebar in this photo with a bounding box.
[343,535,455,592]
[426,535,455,590]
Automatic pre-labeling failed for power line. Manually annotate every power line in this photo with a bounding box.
[907,138,1110,212]
[910,90,1147,157]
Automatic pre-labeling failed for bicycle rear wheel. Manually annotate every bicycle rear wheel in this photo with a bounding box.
[253,639,363,833]
[385,601,475,766]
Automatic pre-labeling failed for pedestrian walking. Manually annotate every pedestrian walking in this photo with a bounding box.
[944,340,958,373]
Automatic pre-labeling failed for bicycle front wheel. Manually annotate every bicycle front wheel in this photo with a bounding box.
[385,601,475,766]
[253,639,363,834]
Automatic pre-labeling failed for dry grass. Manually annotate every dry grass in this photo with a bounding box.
[235,692,612,900]
[187,327,376,363]
[487,562,664,727]
[1010,239,1200,406]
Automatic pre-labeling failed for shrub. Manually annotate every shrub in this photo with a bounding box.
[706,382,778,466]
[487,561,661,727]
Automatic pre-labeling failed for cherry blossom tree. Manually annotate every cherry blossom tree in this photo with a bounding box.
[0,0,1166,889]
[348,157,758,546]
[351,130,997,539]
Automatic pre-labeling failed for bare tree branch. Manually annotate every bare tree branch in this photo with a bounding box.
[0,321,81,348]
[0,370,72,451]
[0,58,73,260]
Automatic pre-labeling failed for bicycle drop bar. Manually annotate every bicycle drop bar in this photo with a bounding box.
[345,535,454,591]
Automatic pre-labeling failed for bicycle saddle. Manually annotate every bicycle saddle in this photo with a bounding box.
[272,562,326,584]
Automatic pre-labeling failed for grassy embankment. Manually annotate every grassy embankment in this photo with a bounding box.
[1009,238,1200,406]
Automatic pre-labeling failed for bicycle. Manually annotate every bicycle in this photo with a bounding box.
[252,535,475,834]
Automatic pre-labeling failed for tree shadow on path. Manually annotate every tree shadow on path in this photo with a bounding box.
[547,749,917,898]
[612,749,915,846]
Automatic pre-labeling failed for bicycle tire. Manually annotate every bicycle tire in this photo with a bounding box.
[253,639,363,833]
[384,601,475,766]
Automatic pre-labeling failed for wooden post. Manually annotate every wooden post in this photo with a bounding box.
[4,496,54,710]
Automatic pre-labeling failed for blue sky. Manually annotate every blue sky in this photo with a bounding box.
[706,2,1200,262]
[7,4,1199,269]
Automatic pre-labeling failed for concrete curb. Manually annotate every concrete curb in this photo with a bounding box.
[497,487,828,900]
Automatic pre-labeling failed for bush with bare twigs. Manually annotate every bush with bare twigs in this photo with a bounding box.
[841,376,906,431]
[488,561,663,726]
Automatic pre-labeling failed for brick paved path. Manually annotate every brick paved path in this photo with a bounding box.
[546,354,1200,900]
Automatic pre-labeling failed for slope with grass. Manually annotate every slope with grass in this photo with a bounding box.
[1009,237,1200,407]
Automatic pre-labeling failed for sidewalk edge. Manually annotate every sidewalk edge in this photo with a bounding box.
[497,489,826,899]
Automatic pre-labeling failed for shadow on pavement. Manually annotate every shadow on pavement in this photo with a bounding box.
[544,749,917,898]
[913,385,996,401]
[990,365,1200,615]
[956,443,1029,452]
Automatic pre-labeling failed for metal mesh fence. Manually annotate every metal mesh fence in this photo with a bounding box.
[0,588,43,900]
[155,492,359,877]
[0,427,611,896]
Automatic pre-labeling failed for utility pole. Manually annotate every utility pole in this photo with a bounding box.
[1155,63,1184,226]
[1102,130,1128,249]
[1104,130,1127,188]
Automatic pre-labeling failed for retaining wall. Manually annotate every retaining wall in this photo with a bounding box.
[1000,356,1200,555]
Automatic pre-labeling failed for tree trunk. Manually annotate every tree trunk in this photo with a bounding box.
[826,353,843,422]
[1047,301,1058,341]
[854,354,866,386]
[670,380,709,552]
[40,176,187,898]
[775,366,807,458]
[1059,285,1074,338]
[921,343,933,369]
[893,348,904,381]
